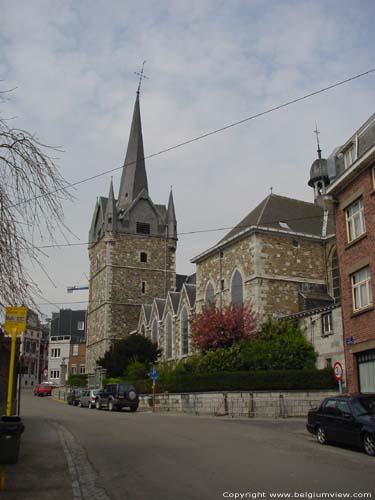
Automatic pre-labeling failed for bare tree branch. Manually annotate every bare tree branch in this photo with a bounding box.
[0,95,72,309]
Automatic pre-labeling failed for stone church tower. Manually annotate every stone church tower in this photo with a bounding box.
[86,91,177,373]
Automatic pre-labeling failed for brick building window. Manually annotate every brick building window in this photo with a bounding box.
[321,312,333,336]
[71,365,77,374]
[80,365,86,374]
[346,198,365,242]
[352,267,373,311]
[140,252,148,263]
[72,344,79,356]
[344,143,356,169]
[51,348,61,358]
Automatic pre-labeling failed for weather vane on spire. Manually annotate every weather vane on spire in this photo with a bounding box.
[135,60,149,95]
[313,122,322,159]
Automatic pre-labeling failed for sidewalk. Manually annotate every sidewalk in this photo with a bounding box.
[1,412,73,499]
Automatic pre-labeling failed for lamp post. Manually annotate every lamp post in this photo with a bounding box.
[60,357,67,386]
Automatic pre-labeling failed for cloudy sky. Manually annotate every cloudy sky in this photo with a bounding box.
[1,0,374,319]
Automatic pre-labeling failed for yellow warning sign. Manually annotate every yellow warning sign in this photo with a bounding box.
[3,306,27,336]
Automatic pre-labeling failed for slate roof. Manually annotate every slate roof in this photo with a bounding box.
[219,194,325,244]
[186,273,196,285]
[176,274,188,291]
[154,298,166,319]
[184,284,196,307]
[143,304,152,322]
[169,292,181,314]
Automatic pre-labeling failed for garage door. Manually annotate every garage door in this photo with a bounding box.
[357,350,375,393]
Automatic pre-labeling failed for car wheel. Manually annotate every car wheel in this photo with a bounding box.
[363,433,375,457]
[316,426,327,445]
[96,400,101,410]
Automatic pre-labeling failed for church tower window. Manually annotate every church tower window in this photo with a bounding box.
[140,252,148,263]
[137,222,150,234]
[141,281,146,294]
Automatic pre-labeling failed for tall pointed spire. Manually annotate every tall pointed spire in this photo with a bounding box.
[118,93,148,209]
[105,178,117,232]
[167,187,177,240]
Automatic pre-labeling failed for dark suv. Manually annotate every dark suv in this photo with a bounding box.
[95,383,139,412]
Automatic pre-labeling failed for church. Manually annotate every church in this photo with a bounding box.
[87,87,345,374]
[86,90,178,374]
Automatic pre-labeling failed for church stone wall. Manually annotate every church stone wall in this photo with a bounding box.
[195,231,326,320]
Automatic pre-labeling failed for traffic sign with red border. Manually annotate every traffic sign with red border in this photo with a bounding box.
[333,361,343,381]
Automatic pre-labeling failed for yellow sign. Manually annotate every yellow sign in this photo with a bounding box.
[3,306,28,336]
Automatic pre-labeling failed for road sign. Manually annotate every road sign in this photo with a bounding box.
[333,361,343,381]
[150,368,158,380]
[4,306,27,336]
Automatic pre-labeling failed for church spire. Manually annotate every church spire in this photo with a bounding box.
[105,177,117,232]
[118,93,148,209]
[167,187,177,240]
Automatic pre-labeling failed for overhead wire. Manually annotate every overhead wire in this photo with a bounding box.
[8,68,375,211]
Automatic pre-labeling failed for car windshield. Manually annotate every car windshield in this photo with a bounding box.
[118,384,135,392]
[352,397,375,416]
[40,384,50,388]
[92,390,99,395]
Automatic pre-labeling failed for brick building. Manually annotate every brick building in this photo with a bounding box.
[326,113,375,393]
[86,90,177,373]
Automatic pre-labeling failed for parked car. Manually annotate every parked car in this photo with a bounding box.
[67,388,83,406]
[34,383,52,397]
[95,383,139,412]
[307,394,375,456]
[79,390,100,409]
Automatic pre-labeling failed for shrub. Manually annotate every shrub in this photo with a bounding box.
[190,305,257,352]
[68,374,87,387]
[134,369,336,394]
[125,360,149,380]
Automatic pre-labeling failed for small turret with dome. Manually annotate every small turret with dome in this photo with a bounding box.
[308,124,330,206]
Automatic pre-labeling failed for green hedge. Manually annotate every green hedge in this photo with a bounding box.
[134,369,336,394]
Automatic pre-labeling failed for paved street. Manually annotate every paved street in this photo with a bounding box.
[4,391,375,500]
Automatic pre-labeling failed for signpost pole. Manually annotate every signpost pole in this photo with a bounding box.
[6,331,17,417]
[338,379,342,394]
[152,380,156,413]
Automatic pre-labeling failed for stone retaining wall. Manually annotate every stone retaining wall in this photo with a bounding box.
[139,390,336,417]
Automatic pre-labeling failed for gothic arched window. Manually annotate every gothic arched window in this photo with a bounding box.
[231,269,244,308]
[141,325,145,336]
[205,281,215,308]
[180,307,189,355]
[331,249,341,301]
[166,314,172,359]
[152,320,158,346]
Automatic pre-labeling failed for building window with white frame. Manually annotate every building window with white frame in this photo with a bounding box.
[71,365,77,375]
[352,266,373,312]
[346,198,365,242]
[50,369,60,379]
[77,321,85,331]
[79,365,86,374]
[321,312,333,336]
[72,344,79,356]
[344,143,356,169]
[51,348,61,358]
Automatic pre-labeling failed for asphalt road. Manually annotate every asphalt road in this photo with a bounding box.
[14,391,375,500]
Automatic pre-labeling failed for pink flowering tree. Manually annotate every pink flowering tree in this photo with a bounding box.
[190,305,257,352]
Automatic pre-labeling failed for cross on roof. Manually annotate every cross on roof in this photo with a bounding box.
[135,61,149,94]
[313,122,322,158]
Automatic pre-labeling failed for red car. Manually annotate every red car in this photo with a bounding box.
[34,383,52,397]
